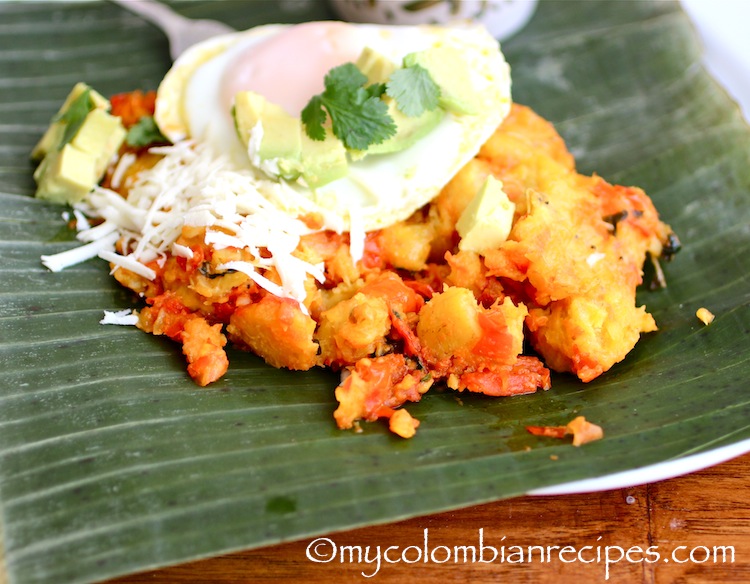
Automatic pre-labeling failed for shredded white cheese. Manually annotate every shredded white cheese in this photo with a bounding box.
[42,141,327,309]
[171,243,194,259]
[217,260,285,299]
[100,309,139,326]
[99,249,157,280]
[41,231,119,272]
[72,209,90,231]
[76,220,118,243]
[110,151,137,189]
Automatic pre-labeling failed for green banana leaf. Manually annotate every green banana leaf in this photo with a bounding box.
[1,1,749,582]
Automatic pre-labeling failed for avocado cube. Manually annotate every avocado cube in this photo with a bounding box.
[70,108,126,176]
[404,48,483,115]
[258,114,302,162]
[61,81,109,112]
[35,144,98,205]
[300,131,348,189]
[457,175,516,253]
[360,98,444,157]
[233,90,266,147]
[31,82,110,161]
[233,91,302,169]
[30,122,65,162]
[355,46,397,85]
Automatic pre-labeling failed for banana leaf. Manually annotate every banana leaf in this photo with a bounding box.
[1,1,749,583]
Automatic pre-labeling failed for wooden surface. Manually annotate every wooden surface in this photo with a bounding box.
[109,452,750,583]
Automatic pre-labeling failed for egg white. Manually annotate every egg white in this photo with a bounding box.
[154,21,512,233]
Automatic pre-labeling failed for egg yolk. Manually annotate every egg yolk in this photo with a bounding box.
[220,21,363,117]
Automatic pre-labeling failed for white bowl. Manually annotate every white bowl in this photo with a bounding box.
[328,0,539,40]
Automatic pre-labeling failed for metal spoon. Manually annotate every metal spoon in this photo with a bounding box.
[110,0,234,60]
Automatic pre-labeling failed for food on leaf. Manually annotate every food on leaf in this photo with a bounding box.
[696,307,715,325]
[32,83,125,204]
[526,416,604,447]
[30,20,678,438]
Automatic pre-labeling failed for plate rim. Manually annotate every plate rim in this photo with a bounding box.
[529,438,750,495]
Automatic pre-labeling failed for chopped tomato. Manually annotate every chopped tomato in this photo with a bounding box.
[460,356,550,397]
[471,311,514,361]
[110,90,157,128]
[333,354,430,431]
[360,272,424,314]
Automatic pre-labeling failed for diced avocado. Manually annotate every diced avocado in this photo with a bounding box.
[233,91,303,178]
[35,144,98,205]
[300,131,348,189]
[33,153,50,183]
[31,123,65,163]
[359,97,444,157]
[349,48,443,158]
[63,82,109,111]
[355,47,397,85]
[456,175,516,253]
[71,108,127,176]
[31,82,109,161]
[233,91,264,146]
[31,83,126,205]
[404,47,483,115]
[234,91,347,187]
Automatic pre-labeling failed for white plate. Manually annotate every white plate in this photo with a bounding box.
[531,438,750,495]
[681,0,750,121]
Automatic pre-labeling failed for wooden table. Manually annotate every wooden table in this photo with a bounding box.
[109,452,750,583]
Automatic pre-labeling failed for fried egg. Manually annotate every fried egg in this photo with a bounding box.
[154,21,511,232]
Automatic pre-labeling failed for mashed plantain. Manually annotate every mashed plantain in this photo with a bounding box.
[67,95,681,438]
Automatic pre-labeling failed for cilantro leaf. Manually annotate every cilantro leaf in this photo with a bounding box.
[326,62,368,92]
[364,82,387,100]
[125,116,168,147]
[301,63,396,150]
[331,93,394,151]
[300,95,328,142]
[55,89,94,150]
[386,64,441,117]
